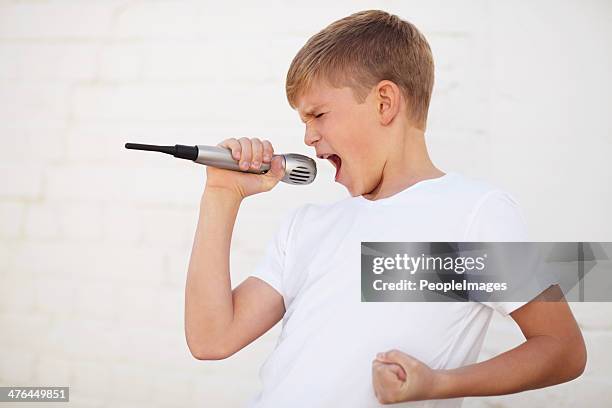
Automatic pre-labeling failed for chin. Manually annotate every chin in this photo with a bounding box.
[347,188,360,197]
[344,180,366,197]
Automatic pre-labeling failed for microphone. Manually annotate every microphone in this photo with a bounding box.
[124,143,317,185]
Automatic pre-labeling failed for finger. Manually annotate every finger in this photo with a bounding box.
[238,137,252,170]
[375,361,405,383]
[372,360,393,384]
[375,350,412,381]
[250,137,263,170]
[218,138,241,161]
[379,349,418,377]
[377,367,401,404]
[371,361,385,389]
[387,363,407,382]
[262,139,274,163]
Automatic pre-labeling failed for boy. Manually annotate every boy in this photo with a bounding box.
[185,10,586,407]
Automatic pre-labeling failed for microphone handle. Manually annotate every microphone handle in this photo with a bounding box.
[195,145,280,175]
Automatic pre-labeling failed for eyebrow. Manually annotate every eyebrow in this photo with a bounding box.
[299,104,327,123]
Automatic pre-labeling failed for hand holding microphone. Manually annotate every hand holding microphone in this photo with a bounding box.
[125,137,317,199]
[205,138,287,199]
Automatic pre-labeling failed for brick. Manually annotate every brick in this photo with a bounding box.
[0,275,36,313]
[573,302,612,331]
[9,242,92,280]
[74,282,119,321]
[33,278,77,317]
[155,287,183,330]
[0,1,118,39]
[42,319,120,363]
[0,44,97,81]
[113,1,205,40]
[112,324,193,368]
[386,0,488,34]
[140,40,296,82]
[0,349,35,384]
[471,377,612,407]
[89,245,166,286]
[193,376,260,407]
[44,163,202,205]
[162,248,192,289]
[24,201,104,242]
[100,204,144,245]
[0,81,71,123]
[34,356,72,386]
[66,122,220,163]
[139,207,195,248]
[0,124,66,164]
[114,286,159,326]
[61,395,104,408]
[97,44,147,81]
[71,360,112,399]
[71,82,292,126]
[0,202,25,240]
[0,312,52,351]
[108,363,155,404]
[0,242,17,275]
[0,164,44,200]
[23,202,62,240]
[150,372,196,407]
[583,332,612,379]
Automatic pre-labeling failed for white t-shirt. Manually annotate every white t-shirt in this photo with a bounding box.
[247,171,530,408]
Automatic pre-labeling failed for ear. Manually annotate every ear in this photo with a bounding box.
[374,80,402,126]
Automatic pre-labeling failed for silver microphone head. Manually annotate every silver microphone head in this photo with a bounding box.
[281,154,317,185]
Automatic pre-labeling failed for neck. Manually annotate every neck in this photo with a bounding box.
[361,124,445,201]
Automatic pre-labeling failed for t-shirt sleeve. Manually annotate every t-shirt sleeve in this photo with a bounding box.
[249,206,302,298]
[463,189,530,242]
[464,189,534,315]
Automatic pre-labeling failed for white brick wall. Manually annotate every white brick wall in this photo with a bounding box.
[1,0,610,406]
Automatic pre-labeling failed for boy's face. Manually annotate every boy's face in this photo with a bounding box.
[295,79,387,197]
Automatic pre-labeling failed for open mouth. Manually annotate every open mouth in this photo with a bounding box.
[318,153,342,180]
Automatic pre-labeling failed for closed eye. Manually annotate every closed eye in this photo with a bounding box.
[315,112,326,118]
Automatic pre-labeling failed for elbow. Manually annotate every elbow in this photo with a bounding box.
[186,337,235,361]
[563,335,587,382]
[571,339,588,380]
[190,347,233,361]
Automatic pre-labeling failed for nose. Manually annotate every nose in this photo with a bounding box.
[304,125,320,147]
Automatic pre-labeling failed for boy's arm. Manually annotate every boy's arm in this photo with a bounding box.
[433,285,587,397]
[185,137,287,361]
[372,285,587,403]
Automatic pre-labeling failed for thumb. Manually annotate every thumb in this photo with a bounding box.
[264,155,285,181]
[386,362,407,381]
[376,349,416,370]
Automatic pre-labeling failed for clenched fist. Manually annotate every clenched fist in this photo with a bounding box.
[372,349,437,404]
[205,137,285,199]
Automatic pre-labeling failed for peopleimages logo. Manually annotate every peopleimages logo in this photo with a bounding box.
[371,253,487,275]
[362,242,612,303]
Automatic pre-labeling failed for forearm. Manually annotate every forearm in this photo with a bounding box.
[184,186,243,357]
[431,335,584,399]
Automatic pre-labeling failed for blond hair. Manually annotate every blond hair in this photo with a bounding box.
[286,10,435,129]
